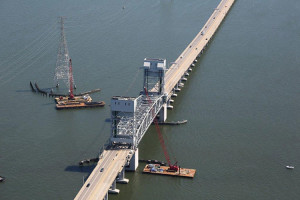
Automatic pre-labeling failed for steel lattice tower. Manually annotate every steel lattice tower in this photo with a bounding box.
[54,17,75,88]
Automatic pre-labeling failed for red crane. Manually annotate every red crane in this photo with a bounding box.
[69,59,74,99]
[144,87,179,172]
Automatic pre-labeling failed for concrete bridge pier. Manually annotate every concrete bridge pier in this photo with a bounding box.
[103,192,108,200]
[167,101,173,110]
[108,179,120,194]
[178,81,184,88]
[126,148,139,171]
[171,88,178,97]
[158,103,168,122]
[117,168,129,184]
[175,83,181,92]
[177,79,184,87]
[181,76,187,81]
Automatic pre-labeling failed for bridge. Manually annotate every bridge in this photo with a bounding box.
[74,0,235,199]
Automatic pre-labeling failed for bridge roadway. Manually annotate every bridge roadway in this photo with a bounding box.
[74,0,235,199]
[164,0,235,95]
[74,148,131,200]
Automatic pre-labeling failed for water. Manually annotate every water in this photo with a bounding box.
[0,0,299,199]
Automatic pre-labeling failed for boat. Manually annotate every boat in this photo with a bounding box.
[0,176,6,182]
[286,165,294,169]
[156,120,188,125]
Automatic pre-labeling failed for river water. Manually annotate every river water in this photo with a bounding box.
[0,0,299,199]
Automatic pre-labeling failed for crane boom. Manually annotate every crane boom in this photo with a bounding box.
[143,87,178,172]
[69,59,74,99]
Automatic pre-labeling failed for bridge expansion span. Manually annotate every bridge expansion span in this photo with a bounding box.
[74,0,235,199]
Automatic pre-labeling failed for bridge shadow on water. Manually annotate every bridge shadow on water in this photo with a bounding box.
[65,165,97,182]
[105,118,111,123]
[65,165,96,174]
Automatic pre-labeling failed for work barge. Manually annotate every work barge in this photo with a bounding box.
[56,100,105,110]
[31,81,105,110]
[74,0,235,199]
[30,17,105,110]
[143,164,196,178]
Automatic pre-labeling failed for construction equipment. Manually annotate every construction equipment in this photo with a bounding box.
[68,59,74,99]
[143,87,179,172]
[54,17,75,89]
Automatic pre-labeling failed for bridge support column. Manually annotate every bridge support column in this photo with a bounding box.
[108,179,120,194]
[175,83,181,92]
[103,192,108,200]
[178,80,184,88]
[171,88,178,97]
[158,104,167,122]
[117,167,129,184]
[126,148,139,171]
[166,97,173,110]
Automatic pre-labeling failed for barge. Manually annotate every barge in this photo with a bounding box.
[143,164,196,178]
[55,94,92,103]
[56,101,105,110]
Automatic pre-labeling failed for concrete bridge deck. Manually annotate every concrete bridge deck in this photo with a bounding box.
[74,149,131,200]
[165,0,235,95]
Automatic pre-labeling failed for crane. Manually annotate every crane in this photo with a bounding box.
[69,59,74,99]
[143,87,179,172]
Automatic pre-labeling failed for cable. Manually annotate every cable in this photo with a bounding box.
[124,68,141,95]
[0,26,59,80]
[0,21,57,70]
